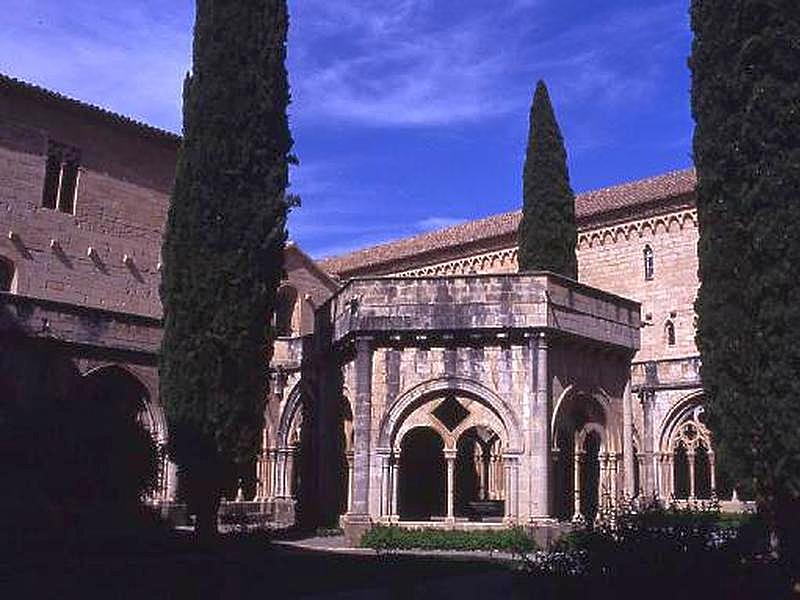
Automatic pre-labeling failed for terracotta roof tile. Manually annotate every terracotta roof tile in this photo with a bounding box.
[0,73,180,143]
[319,168,696,277]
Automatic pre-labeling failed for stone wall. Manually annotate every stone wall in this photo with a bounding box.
[0,83,178,318]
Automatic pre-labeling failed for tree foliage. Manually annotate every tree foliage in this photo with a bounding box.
[517,81,578,278]
[690,0,800,559]
[159,0,293,539]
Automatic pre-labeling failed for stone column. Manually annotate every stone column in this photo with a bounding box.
[445,450,456,522]
[390,454,399,520]
[609,454,619,506]
[599,452,609,510]
[572,450,584,522]
[345,451,354,513]
[286,450,296,497]
[688,450,696,500]
[344,336,374,543]
[530,332,551,520]
[380,451,391,517]
[640,389,656,496]
[275,450,286,498]
[666,453,675,499]
[709,451,717,495]
[623,378,635,497]
[475,447,485,501]
[269,449,279,500]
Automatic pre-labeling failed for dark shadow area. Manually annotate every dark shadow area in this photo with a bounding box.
[399,427,445,520]
[0,312,161,557]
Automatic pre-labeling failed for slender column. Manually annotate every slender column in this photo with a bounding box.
[286,451,296,497]
[609,454,619,506]
[269,450,279,500]
[488,451,498,500]
[688,451,696,500]
[345,451,354,513]
[350,336,374,517]
[530,332,550,519]
[640,389,656,496]
[445,450,456,522]
[667,454,675,499]
[380,452,390,516]
[274,451,284,498]
[599,452,609,510]
[709,452,717,495]
[503,461,512,520]
[623,378,635,497]
[475,448,485,501]
[572,451,584,521]
[390,455,399,519]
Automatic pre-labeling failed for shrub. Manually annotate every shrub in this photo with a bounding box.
[360,525,537,554]
[543,496,762,579]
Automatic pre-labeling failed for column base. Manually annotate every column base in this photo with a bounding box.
[341,514,373,547]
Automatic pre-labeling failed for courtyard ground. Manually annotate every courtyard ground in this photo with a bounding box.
[0,529,792,599]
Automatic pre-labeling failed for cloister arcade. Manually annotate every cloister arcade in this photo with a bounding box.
[382,389,518,523]
[657,394,719,502]
[552,390,621,523]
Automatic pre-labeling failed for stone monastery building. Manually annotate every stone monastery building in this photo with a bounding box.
[0,74,739,540]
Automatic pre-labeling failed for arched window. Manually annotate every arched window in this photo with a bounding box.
[665,320,676,346]
[643,245,654,280]
[274,285,298,337]
[668,407,715,500]
[0,257,14,292]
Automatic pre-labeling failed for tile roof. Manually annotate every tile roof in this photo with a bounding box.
[0,73,180,143]
[318,168,697,277]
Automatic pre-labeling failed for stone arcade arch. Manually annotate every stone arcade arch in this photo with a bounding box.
[81,365,170,500]
[398,426,446,520]
[552,387,620,523]
[375,377,523,523]
[658,393,717,501]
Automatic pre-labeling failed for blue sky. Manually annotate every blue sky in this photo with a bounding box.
[0,1,694,258]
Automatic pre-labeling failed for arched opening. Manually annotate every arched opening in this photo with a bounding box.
[554,428,574,520]
[663,401,717,501]
[0,257,14,292]
[643,245,654,280]
[580,430,602,522]
[454,426,503,521]
[665,320,676,346]
[674,444,690,499]
[80,366,160,504]
[398,427,445,521]
[274,285,298,337]
[695,445,712,499]
[82,366,152,427]
[553,392,609,522]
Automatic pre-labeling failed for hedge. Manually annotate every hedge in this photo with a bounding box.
[360,525,537,553]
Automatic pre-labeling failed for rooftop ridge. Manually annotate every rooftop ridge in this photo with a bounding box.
[318,168,697,277]
[0,72,181,143]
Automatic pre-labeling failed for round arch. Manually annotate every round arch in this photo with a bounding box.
[377,377,523,453]
[276,382,303,448]
[81,364,166,441]
[658,390,706,453]
[551,385,619,453]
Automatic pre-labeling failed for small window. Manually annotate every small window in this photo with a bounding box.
[643,245,654,280]
[42,141,81,214]
[0,257,14,292]
[665,320,676,346]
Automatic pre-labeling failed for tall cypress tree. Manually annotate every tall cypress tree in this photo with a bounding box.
[691,0,800,560]
[159,0,293,542]
[517,81,577,278]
